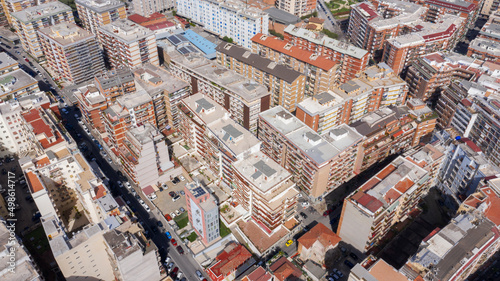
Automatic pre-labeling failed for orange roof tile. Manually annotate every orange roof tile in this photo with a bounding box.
[309,17,325,24]
[26,171,44,193]
[251,33,336,71]
[208,243,252,278]
[482,187,500,226]
[35,157,50,167]
[384,188,402,203]
[394,178,415,194]
[368,259,409,281]
[93,184,107,199]
[298,223,341,249]
[269,257,301,281]
[376,164,397,180]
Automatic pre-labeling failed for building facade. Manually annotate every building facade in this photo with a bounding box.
[185,182,220,244]
[275,0,316,18]
[75,0,127,36]
[132,0,174,17]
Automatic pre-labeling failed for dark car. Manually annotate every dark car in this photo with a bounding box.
[1,168,6,175]
[172,267,179,275]
[344,260,354,268]
[323,209,333,216]
[169,191,176,197]
[172,177,180,184]
[349,253,359,260]
[300,212,308,219]
[157,221,163,228]
[176,246,184,254]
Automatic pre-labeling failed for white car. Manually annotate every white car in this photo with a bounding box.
[179,175,185,181]
[143,204,151,212]
[117,181,123,188]
[125,182,131,189]
[301,202,310,208]
[150,194,157,200]
[139,199,144,205]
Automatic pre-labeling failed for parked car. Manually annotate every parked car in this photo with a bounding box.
[323,209,333,216]
[196,270,204,280]
[344,260,355,268]
[170,239,177,246]
[169,191,176,197]
[172,177,180,184]
[349,253,359,260]
[300,212,308,219]
[164,214,172,221]
[157,221,163,228]
[165,231,172,239]
[176,246,184,254]
[172,195,180,202]
[285,239,293,247]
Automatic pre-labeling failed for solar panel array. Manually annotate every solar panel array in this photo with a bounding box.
[178,45,199,55]
[167,34,189,46]
[192,186,206,198]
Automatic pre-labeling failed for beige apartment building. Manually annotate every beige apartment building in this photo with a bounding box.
[11,1,74,59]
[0,0,56,25]
[75,0,127,35]
[98,19,159,69]
[216,42,306,112]
[38,23,105,84]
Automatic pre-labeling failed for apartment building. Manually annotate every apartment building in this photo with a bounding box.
[21,107,68,154]
[349,259,417,281]
[0,92,49,157]
[350,104,437,172]
[251,33,339,96]
[163,38,270,134]
[232,151,299,233]
[467,38,500,63]
[38,23,105,85]
[437,138,500,207]
[408,210,500,281]
[74,84,108,133]
[0,219,42,280]
[435,81,469,129]
[0,56,39,99]
[98,19,159,69]
[216,43,306,112]
[185,182,220,244]
[348,1,426,57]
[132,0,174,17]
[1,0,56,25]
[102,90,155,148]
[481,0,500,15]
[382,14,463,75]
[119,123,174,188]
[178,93,262,187]
[275,0,316,17]
[450,96,500,167]
[176,0,269,49]
[11,2,74,59]
[258,106,363,200]
[337,156,429,253]
[295,62,407,134]
[206,242,253,281]
[94,68,136,101]
[477,10,500,42]
[283,25,370,82]
[75,0,127,36]
[404,142,446,190]
[405,52,479,102]
[423,0,479,34]
[133,64,190,132]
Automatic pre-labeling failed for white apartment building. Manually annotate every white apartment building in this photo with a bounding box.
[176,0,269,49]
[98,19,159,69]
[133,0,174,17]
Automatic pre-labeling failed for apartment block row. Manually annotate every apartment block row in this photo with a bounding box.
[251,33,339,97]
[178,93,299,233]
[275,0,316,18]
[283,25,370,82]
[175,0,269,49]
[337,142,445,253]
[295,62,408,134]
[161,35,271,134]
[468,10,500,63]
[216,42,306,113]
[0,0,56,25]
[75,0,127,36]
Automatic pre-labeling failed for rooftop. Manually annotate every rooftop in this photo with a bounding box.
[216,43,303,84]
[95,67,134,89]
[183,30,217,59]
[103,229,142,261]
[264,7,300,25]
[232,151,293,193]
[127,123,163,145]
[133,63,189,95]
[284,25,369,59]
[38,22,95,46]
[0,52,17,70]
[298,223,341,249]
[75,0,125,13]
[269,256,302,281]
[208,243,252,278]
[99,19,154,43]
[469,37,500,57]
[251,33,337,71]
[11,2,71,23]
[351,106,410,136]
[116,90,152,109]
[0,69,38,96]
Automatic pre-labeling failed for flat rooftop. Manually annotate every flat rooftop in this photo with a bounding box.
[133,63,189,95]
[11,2,71,23]
[232,150,292,193]
[0,69,38,96]
[99,19,154,43]
[181,93,227,126]
[350,106,410,136]
[38,23,95,46]
[469,37,500,56]
[116,90,152,109]
[284,25,369,59]
[75,0,125,13]
[208,114,261,157]
[127,123,163,145]
[0,52,17,69]
[183,30,217,59]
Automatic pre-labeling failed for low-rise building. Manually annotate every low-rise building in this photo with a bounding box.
[216,42,306,112]
[349,258,417,281]
[0,69,39,100]
[185,182,220,245]
[467,38,500,63]
[206,242,253,281]
[269,256,302,281]
[297,223,341,265]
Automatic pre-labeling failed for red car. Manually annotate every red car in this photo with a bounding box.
[164,214,172,221]
[172,267,178,275]
[323,209,333,216]
[170,238,177,246]
[24,58,29,63]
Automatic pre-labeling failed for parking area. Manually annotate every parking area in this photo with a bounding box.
[153,171,190,221]
[323,241,365,281]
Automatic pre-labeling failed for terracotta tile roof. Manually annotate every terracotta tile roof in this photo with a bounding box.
[35,157,50,168]
[306,24,317,30]
[208,243,252,278]
[244,266,272,281]
[351,192,384,213]
[360,178,380,192]
[251,33,336,71]
[482,187,500,226]
[298,223,341,249]
[308,17,324,24]
[269,257,301,281]
[93,184,107,199]
[376,164,397,180]
[26,171,44,193]
[384,188,403,203]
[394,178,415,194]
[368,259,409,281]
[142,185,155,196]
[463,138,482,152]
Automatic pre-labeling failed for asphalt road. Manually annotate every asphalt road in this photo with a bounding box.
[62,110,208,281]
[316,0,347,41]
